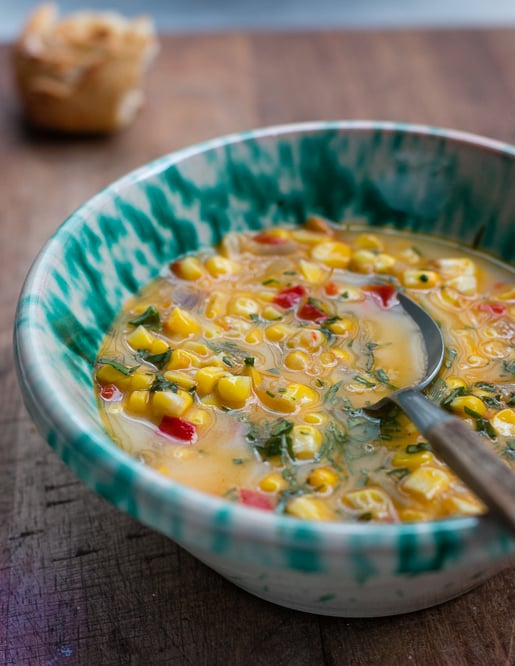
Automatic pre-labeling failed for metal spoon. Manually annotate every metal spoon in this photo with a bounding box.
[365,292,515,536]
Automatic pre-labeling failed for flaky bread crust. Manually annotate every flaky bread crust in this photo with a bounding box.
[13,3,158,133]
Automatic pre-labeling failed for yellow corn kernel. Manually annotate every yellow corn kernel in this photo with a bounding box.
[216,375,252,409]
[402,270,440,289]
[258,383,317,413]
[399,247,422,265]
[350,249,376,273]
[265,324,290,342]
[319,351,336,367]
[327,316,356,336]
[402,467,450,500]
[286,496,334,521]
[262,305,284,320]
[257,290,276,302]
[290,425,323,460]
[332,348,352,363]
[398,509,429,522]
[227,296,259,318]
[492,409,515,437]
[495,286,515,301]
[450,395,487,417]
[304,214,333,234]
[167,349,200,370]
[126,325,155,351]
[298,259,327,284]
[126,390,149,414]
[392,451,434,468]
[259,228,291,241]
[172,256,205,281]
[187,407,212,428]
[304,412,327,426]
[446,376,466,390]
[353,233,384,252]
[308,467,339,492]
[152,389,193,418]
[446,275,477,296]
[205,292,227,319]
[130,371,154,390]
[444,495,484,516]
[205,254,240,277]
[437,287,462,308]
[259,472,288,493]
[196,366,226,396]
[182,341,210,357]
[245,329,262,344]
[291,229,327,245]
[200,393,219,407]
[311,241,351,268]
[150,337,170,354]
[374,253,396,273]
[96,364,131,390]
[342,488,395,520]
[287,328,324,351]
[436,257,475,279]
[164,308,201,337]
[162,370,197,390]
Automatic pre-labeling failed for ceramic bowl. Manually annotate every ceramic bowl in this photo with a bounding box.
[14,121,515,617]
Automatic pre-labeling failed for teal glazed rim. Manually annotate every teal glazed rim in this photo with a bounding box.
[14,121,515,570]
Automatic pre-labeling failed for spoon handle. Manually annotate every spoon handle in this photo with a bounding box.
[392,389,515,536]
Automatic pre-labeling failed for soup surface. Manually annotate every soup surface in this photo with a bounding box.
[95,218,515,522]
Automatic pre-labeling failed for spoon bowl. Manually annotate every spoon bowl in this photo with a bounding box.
[365,291,515,536]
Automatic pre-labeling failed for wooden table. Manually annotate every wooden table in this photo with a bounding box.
[1,29,514,665]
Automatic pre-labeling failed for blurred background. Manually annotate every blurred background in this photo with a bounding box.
[2,0,515,39]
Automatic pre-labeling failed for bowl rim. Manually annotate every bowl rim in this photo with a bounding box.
[14,120,515,551]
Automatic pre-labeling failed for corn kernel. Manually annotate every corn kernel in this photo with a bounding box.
[342,488,395,520]
[258,382,318,413]
[152,389,193,418]
[290,425,323,460]
[187,407,212,427]
[374,253,396,273]
[205,255,240,277]
[245,329,263,344]
[228,296,259,318]
[259,472,288,493]
[196,367,226,396]
[445,376,466,390]
[492,409,515,437]
[265,324,290,342]
[291,229,327,245]
[287,328,324,351]
[495,286,515,301]
[402,270,440,289]
[127,325,155,351]
[172,256,205,281]
[298,259,327,284]
[327,316,356,336]
[286,496,334,521]
[319,351,336,367]
[96,364,131,390]
[150,337,170,354]
[205,292,227,319]
[399,247,422,265]
[257,290,275,302]
[402,467,450,500]
[332,348,352,363]
[130,371,154,390]
[450,395,487,417]
[167,349,200,370]
[126,390,149,414]
[262,305,284,320]
[308,467,339,492]
[311,241,351,268]
[304,215,332,234]
[350,249,376,273]
[216,375,252,409]
[391,451,434,468]
[164,308,201,337]
[162,370,197,390]
[304,412,327,426]
[353,233,384,252]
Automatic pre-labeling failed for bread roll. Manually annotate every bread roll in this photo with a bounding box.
[13,3,159,133]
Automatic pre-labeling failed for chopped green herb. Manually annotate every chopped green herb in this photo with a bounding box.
[249,313,260,323]
[250,418,294,460]
[283,270,297,275]
[444,347,458,369]
[442,386,466,408]
[358,512,373,521]
[128,305,160,329]
[150,375,178,393]
[244,356,255,366]
[137,347,171,370]
[315,378,326,388]
[354,375,376,388]
[324,381,343,404]
[222,356,234,367]
[277,388,287,393]
[266,390,276,398]
[262,278,280,286]
[406,442,432,453]
[501,441,515,460]
[341,291,349,299]
[97,358,139,376]
[464,406,497,438]
[387,467,410,481]
[222,487,239,501]
[232,458,245,465]
[502,359,515,375]
[266,368,281,375]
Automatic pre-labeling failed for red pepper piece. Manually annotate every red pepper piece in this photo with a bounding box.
[159,416,197,442]
[240,489,273,510]
[324,281,339,296]
[363,284,398,309]
[477,302,506,316]
[297,302,328,321]
[99,384,122,401]
[273,285,307,309]
[253,233,288,245]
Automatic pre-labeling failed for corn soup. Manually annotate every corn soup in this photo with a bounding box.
[95,218,515,522]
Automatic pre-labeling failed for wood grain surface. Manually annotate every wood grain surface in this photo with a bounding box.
[1,30,514,666]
